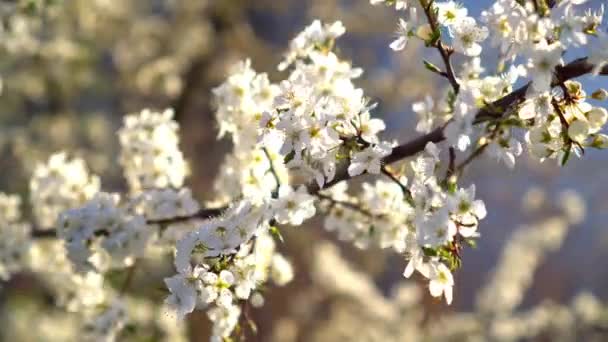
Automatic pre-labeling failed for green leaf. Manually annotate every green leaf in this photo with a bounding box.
[283,150,296,164]
[465,238,477,249]
[423,60,442,74]
[269,226,284,243]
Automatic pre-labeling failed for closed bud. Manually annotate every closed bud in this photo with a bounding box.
[591,89,608,101]
[416,24,434,41]
[591,134,608,149]
[568,119,590,144]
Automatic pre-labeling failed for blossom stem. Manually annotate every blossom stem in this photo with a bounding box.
[419,0,460,94]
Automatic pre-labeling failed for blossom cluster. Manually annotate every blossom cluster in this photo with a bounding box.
[378,0,608,171]
[30,152,100,228]
[269,21,393,185]
[57,192,151,273]
[0,193,31,281]
[0,0,607,341]
[166,227,293,340]
[211,60,286,203]
[118,109,189,193]
[321,143,486,304]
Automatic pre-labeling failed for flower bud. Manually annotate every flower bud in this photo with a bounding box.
[568,119,590,144]
[586,107,608,132]
[591,89,608,101]
[416,24,434,41]
[591,134,608,149]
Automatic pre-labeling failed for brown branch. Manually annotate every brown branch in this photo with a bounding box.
[30,58,608,241]
[420,0,460,94]
[307,57,608,194]
[316,193,375,218]
[31,206,226,239]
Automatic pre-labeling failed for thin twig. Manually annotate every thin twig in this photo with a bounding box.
[119,262,138,296]
[455,143,488,176]
[420,0,460,94]
[263,147,282,187]
[445,147,456,180]
[30,58,608,240]
[381,166,413,199]
[316,193,375,218]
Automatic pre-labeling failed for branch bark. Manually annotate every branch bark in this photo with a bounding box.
[31,58,608,239]
[308,57,608,193]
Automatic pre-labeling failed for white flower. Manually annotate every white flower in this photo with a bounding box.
[357,112,386,143]
[84,300,127,341]
[201,270,236,308]
[436,1,468,28]
[527,41,563,93]
[487,137,523,169]
[347,142,392,176]
[568,119,590,143]
[164,274,198,320]
[208,304,241,341]
[587,107,607,133]
[427,261,454,305]
[278,20,345,70]
[413,95,435,133]
[270,254,294,286]
[370,0,409,10]
[118,109,188,192]
[416,209,457,247]
[519,92,553,121]
[452,17,489,57]
[273,186,316,226]
[30,152,100,228]
[590,32,608,75]
[390,18,410,51]
[447,185,486,236]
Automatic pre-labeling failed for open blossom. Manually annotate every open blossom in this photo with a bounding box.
[56,192,151,273]
[278,20,345,71]
[118,109,188,192]
[447,184,487,236]
[416,209,457,247]
[84,300,127,341]
[5,2,608,338]
[390,18,410,51]
[526,41,563,93]
[436,1,468,28]
[164,274,197,320]
[519,92,553,121]
[370,0,408,10]
[347,142,392,176]
[0,193,31,281]
[357,111,386,143]
[30,152,100,228]
[487,137,523,169]
[451,17,489,57]
[426,261,455,304]
[273,185,316,226]
[413,95,435,133]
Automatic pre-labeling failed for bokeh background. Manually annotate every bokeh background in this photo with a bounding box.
[0,0,607,340]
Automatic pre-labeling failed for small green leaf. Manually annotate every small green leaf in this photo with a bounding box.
[283,150,295,164]
[269,226,284,243]
[423,60,442,74]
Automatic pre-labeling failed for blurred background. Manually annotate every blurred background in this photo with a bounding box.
[0,0,607,340]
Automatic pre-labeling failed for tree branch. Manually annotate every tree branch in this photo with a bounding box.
[308,57,608,194]
[30,58,608,240]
